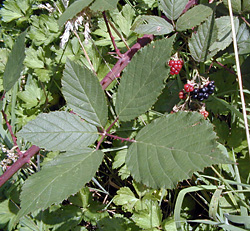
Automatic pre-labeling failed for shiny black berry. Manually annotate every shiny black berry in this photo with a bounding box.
[207,82,214,88]
[192,94,198,99]
[208,87,215,95]
[201,87,208,93]
[193,88,199,94]
[203,93,209,99]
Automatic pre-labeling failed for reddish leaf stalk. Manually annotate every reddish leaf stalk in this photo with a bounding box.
[241,16,250,27]
[182,0,198,14]
[1,110,21,155]
[105,133,135,143]
[100,34,154,90]
[0,145,40,187]
[213,59,237,76]
[0,91,5,101]
[102,11,123,58]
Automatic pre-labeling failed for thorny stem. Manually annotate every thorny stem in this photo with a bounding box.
[102,11,123,58]
[0,145,40,187]
[100,34,154,90]
[1,110,21,155]
[72,29,97,75]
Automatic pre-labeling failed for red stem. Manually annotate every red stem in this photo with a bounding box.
[100,34,154,90]
[1,110,22,155]
[0,145,40,187]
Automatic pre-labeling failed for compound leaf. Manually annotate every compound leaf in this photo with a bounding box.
[159,0,188,20]
[18,111,98,151]
[0,0,24,22]
[62,59,108,128]
[176,4,213,31]
[132,199,162,229]
[3,31,26,92]
[189,15,217,62]
[209,16,239,55]
[115,36,175,121]
[90,0,119,11]
[16,148,103,221]
[132,15,173,35]
[58,0,93,27]
[126,111,230,189]
[113,187,139,212]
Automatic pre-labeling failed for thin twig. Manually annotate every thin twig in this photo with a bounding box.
[241,16,250,28]
[102,11,123,57]
[228,0,250,158]
[1,110,21,155]
[72,29,97,75]
[106,16,130,50]
[0,91,6,101]
[213,59,237,76]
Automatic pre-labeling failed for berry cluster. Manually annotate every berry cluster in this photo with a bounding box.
[191,81,215,101]
[169,59,183,75]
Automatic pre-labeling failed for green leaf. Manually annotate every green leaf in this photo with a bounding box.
[153,80,181,113]
[242,56,250,90]
[0,0,24,22]
[132,15,173,35]
[90,0,119,12]
[225,214,250,226]
[62,59,108,127]
[113,187,139,212]
[159,0,188,20]
[222,0,241,14]
[176,4,213,31]
[115,36,175,121]
[126,112,230,189]
[24,47,44,69]
[0,200,18,228]
[16,148,104,221]
[3,31,26,92]
[243,0,250,13]
[237,23,250,55]
[209,16,239,55]
[132,199,162,229]
[29,15,59,46]
[17,78,48,109]
[58,0,93,27]
[40,205,82,231]
[189,16,217,62]
[18,111,98,151]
